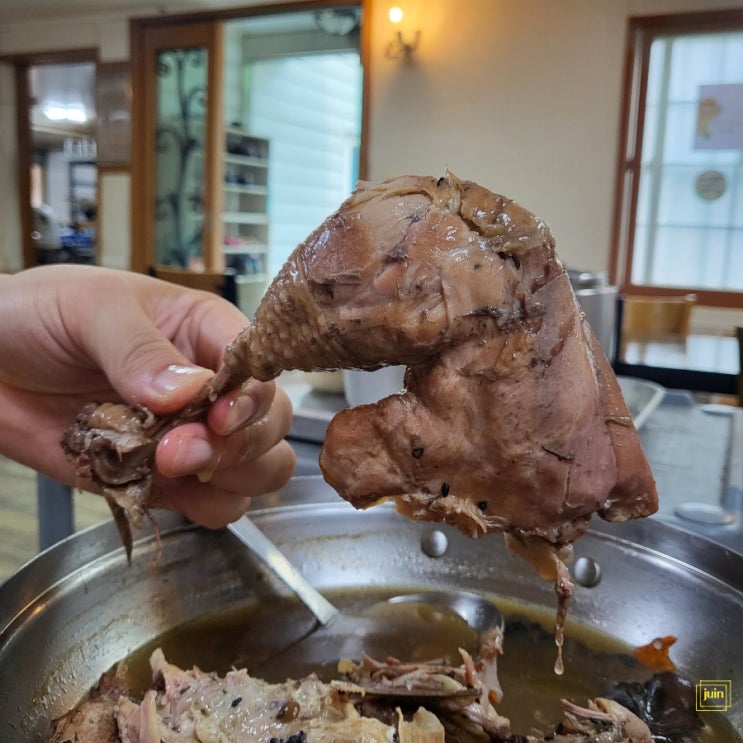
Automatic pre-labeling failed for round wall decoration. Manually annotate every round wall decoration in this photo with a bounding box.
[695,170,726,201]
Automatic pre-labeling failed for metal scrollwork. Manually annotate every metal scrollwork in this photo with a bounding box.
[154,48,207,268]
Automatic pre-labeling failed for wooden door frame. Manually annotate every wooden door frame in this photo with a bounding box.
[609,8,743,309]
[130,21,224,274]
[129,0,368,275]
[1,48,98,269]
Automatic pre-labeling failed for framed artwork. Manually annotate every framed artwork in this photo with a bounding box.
[96,61,132,165]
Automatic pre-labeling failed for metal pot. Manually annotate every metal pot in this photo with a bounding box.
[1,476,742,740]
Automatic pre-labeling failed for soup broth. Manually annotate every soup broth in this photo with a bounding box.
[123,588,740,742]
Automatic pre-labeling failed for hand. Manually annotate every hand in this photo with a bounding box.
[0,265,296,527]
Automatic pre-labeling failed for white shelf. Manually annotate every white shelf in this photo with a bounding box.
[222,129,270,321]
[224,153,268,168]
[236,274,268,284]
[223,211,269,225]
[224,184,268,196]
[222,244,268,255]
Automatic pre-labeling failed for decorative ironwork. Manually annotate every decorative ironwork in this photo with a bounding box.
[155,48,207,268]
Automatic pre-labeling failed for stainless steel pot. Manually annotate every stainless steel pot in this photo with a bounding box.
[1,476,742,741]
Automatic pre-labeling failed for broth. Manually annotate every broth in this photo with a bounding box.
[122,588,740,742]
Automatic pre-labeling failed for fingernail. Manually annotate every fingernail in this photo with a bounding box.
[152,365,211,396]
[223,393,257,434]
[177,437,214,475]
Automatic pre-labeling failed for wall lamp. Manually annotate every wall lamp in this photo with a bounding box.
[386,6,420,61]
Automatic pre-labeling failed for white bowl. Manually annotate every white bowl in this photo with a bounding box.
[343,366,406,406]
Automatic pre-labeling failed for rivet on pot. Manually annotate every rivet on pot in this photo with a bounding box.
[421,529,448,558]
[573,556,602,587]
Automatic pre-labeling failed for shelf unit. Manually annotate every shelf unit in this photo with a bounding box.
[222,127,270,316]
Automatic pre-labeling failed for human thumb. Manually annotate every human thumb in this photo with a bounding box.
[87,303,214,414]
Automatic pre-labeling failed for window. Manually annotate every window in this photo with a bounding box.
[611,10,743,308]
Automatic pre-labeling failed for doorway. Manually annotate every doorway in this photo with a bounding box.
[130,2,366,319]
[20,55,99,268]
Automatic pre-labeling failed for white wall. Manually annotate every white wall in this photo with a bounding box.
[365,0,743,276]
[2,0,742,281]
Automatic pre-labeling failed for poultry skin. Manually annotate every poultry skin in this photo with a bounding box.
[62,173,657,661]
[212,173,656,538]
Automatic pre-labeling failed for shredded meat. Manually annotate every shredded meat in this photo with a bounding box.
[49,644,654,743]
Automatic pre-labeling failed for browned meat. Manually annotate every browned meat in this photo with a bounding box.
[228,173,656,540]
[62,403,162,561]
[215,173,656,671]
[62,173,656,638]
[48,668,128,743]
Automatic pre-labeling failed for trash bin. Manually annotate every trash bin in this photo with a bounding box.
[567,269,618,360]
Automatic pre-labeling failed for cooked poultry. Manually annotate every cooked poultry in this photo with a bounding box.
[62,173,657,663]
[50,645,655,743]
[229,173,656,538]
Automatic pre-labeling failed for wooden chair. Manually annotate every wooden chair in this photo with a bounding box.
[620,293,697,339]
[150,266,238,305]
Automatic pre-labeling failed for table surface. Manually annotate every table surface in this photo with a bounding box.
[616,333,740,394]
[620,333,739,374]
[283,373,743,553]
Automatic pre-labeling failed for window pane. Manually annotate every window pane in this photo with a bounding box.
[631,29,743,293]
[657,166,736,227]
[649,226,738,289]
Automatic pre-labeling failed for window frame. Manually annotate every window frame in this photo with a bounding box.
[609,8,743,309]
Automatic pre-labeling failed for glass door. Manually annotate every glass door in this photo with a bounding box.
[130,3,365,317]
[131,21,223,277]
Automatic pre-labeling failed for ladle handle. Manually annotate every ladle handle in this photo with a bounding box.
[227,516,339,626]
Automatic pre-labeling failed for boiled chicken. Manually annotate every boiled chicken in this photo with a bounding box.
[62,173,657,663]
[208,173,656,537]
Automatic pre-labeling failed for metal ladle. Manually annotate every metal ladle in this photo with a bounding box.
[227,515,504,679]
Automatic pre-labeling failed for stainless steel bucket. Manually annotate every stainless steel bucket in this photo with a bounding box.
[568,268,619,359]
[1,476,741,740]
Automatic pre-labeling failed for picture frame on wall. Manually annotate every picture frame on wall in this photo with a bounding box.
[96,61,131,166]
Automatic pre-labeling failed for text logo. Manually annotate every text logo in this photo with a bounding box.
[696,680,732,712]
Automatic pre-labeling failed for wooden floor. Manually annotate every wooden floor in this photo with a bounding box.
[0,455,112,584]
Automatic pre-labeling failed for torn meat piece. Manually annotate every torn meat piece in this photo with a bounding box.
[48,665,129,743]
[115,648,393,743]
[340,626,510,740]
[62,173,657,642]
[556,697,652,742]
[62,402,162,562]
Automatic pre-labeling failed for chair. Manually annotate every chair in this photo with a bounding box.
[149,266,238,305]
[620,293,697,339]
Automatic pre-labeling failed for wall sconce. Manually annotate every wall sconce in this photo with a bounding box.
[386,6,420,61]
